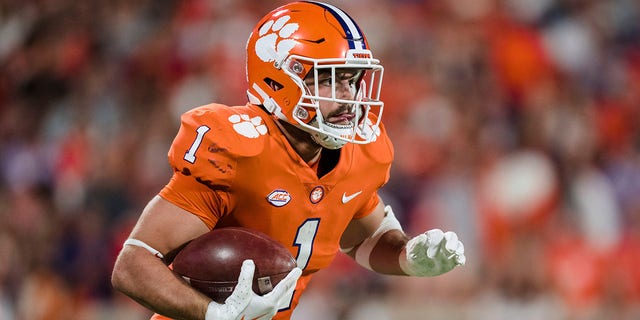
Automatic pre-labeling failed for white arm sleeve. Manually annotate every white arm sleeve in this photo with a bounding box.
[341,205,403,270]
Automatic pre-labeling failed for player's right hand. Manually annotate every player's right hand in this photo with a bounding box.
[205,259,302,320]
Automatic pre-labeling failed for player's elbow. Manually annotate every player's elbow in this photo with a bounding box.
[111,260,126,294]
[111,250,136,295]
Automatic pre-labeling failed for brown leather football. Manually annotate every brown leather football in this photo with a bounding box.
[172,227,297,303]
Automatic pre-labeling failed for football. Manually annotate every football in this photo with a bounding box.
[172,227,297,303]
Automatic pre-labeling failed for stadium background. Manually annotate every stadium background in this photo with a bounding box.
[0,0,639,319]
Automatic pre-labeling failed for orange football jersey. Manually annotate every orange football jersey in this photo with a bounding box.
[152,103,393,320]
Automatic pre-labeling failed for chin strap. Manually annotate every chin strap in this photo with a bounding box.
[308,117,350,150]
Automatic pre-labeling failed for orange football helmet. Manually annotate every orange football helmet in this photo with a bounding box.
[246,1,384,149]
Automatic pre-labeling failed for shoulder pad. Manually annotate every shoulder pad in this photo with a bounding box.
[359,122,394,165]
[167,104,271,188]
[179,103,270,157]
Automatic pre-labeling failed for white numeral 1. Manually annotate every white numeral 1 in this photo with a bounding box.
[279,218,320,311]
[184,125,210,163]
[294,219,319,269]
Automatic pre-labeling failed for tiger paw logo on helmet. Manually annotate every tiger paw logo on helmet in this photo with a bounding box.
[228,114,268,138]
[255,15,299,63]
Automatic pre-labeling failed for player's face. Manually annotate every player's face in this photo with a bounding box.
[305,69,360,126]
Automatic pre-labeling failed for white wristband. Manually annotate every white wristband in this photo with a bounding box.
[124,238,165,260]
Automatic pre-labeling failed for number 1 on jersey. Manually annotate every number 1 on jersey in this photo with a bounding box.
[279,219,319,311]
[293,218,319,270]
[184,125,210,163]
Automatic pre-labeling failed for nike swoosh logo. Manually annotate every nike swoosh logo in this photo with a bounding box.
[342,191,363,204]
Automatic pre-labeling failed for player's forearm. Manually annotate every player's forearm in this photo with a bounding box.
[363,229,409,275]
[112,246,210,320]
[343,205,465,277]
[341,204,410,275]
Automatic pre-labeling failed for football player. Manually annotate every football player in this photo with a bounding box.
[111,2,466,320]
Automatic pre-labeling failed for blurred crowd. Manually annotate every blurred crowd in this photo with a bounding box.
[0,0,639,319]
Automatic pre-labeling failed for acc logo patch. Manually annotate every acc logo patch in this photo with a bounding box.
[267,189,291,207]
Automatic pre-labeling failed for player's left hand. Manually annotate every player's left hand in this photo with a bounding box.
[399,229,466,277]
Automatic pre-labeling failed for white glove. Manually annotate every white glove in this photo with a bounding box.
[399,229,466,277]
[205,260,302,320]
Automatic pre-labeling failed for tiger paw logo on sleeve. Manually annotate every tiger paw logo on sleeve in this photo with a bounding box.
[228,114,268,138]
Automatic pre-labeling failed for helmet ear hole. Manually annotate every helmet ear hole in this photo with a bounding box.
[264,78,284,91]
